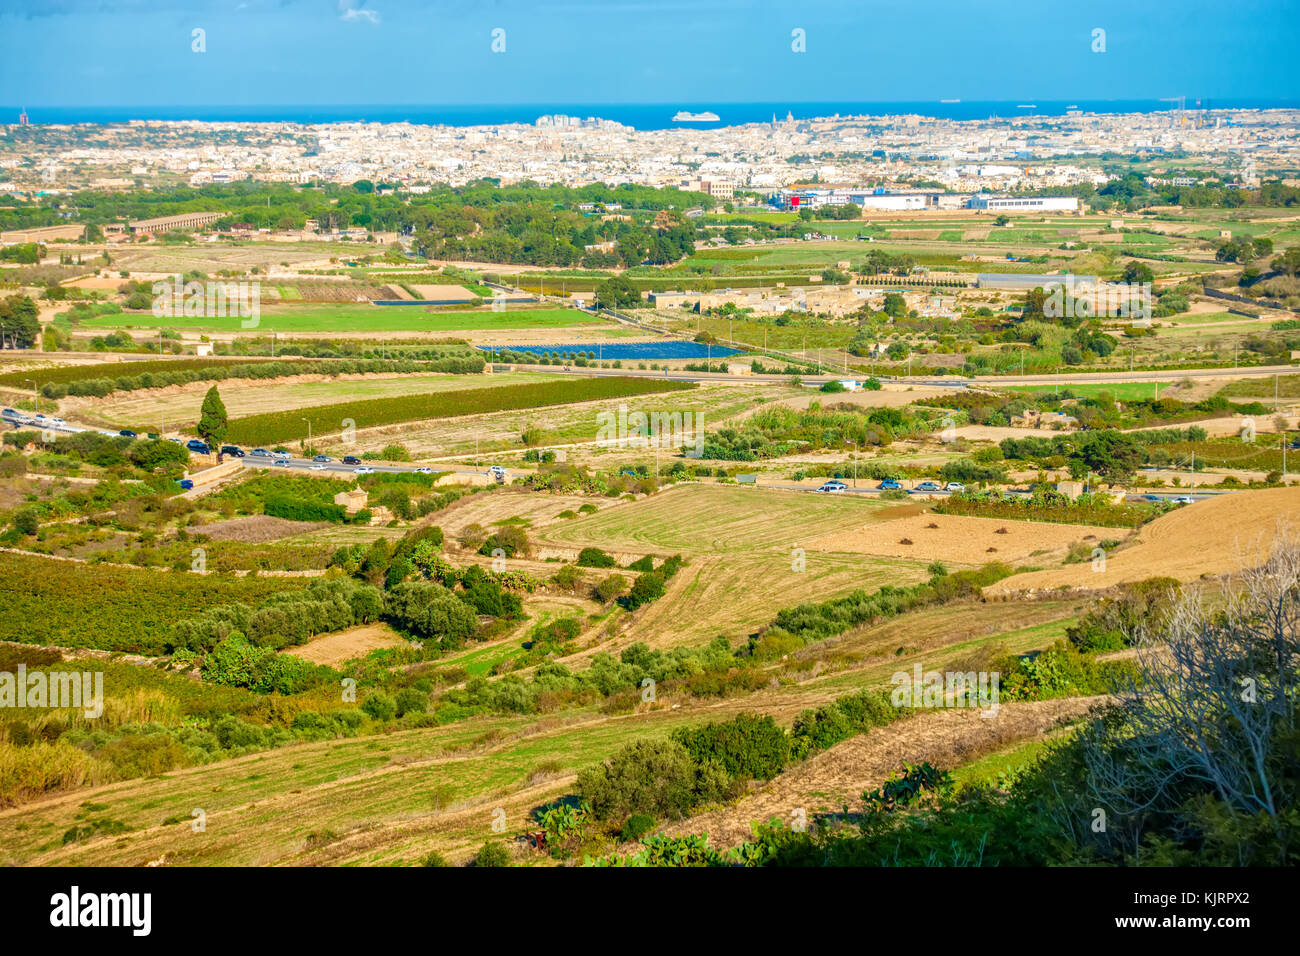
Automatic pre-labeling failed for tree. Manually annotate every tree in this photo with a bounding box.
[1070,430,1144,481]
[0,295,40,349]
[197,385,228,459]
[594,274,641,309]
[1120,260,1154,285]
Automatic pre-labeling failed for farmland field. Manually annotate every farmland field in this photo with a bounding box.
[0,550,306,653]
[223,375,696,445]
[79,371,566,431]
[83,304,607,333]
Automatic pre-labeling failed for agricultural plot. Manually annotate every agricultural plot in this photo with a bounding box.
[987,485,1300,595]
[537,484,932,649]
[82,371,565,431]
[0,551,305,654]
[804,511,1122,565]
[81,304,605,333]
[223,376,695,445]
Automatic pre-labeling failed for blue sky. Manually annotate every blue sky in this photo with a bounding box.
[2,0,1297,107]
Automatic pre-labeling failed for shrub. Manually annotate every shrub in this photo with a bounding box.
[577,738,728,821]
[594,573,628,603]
[576,547,617,568]
[472,841,512,867]
[619,813,657,843]
[362,691,398,721]
[673,713,790,781]
[620,571,666,610]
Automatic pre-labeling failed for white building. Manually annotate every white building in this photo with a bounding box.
[967,195,1079,212]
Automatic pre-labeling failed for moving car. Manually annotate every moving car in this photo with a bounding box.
[272,451,291,460]
[249,448,273,457]
[915,481,941,492]
[816,481,848,493]
[1139,494,1164,502]
[119,429,137,438]
[944,482,965,492]
[309,463,326,471]
[341,456,361,465]
[272,459,290,468]
[220,445,245,458]
[1172,495,1196,505]
[353,465,375,474]
[185,439,210,454]
[312,455,332,463]
[878,479,902,490]
[414,466,433,475]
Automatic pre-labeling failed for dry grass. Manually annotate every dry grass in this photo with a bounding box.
[284,623,412,667]
[987,486,1300,595]
[805,511,1118,565]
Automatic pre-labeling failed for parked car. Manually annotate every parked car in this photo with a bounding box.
[816,481,848,493]
[915,481,941,492]
[178,479,194,491]
[944,482,965,492]
[249,448,273,457]
[353,465,375,474]
[878,479,902,490]
[342,456,361,465]
[1172,495,1196,505]
[312,455,332,463]
[185,439,210,454]
[119,429,137,438]
[220,445,245,458]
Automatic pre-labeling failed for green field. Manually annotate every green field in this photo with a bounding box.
[1003,381,1170,401]
[82,305,607,333]
[0,551,305,654]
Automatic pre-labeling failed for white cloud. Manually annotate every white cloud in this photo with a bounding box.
[338,1,379,24]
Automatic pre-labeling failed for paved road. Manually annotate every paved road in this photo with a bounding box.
[234,455,497,478]
[492,361,1298,389]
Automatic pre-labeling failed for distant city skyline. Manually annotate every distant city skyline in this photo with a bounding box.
[2,0,1297,109]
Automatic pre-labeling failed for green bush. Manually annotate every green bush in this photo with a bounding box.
[472,841,512,867]
[673,713,790,781]
[576,547,617,568]
[577,738,729,821]
[362,691,397,721]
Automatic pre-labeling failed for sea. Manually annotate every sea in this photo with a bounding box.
[6,100,1298,130]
